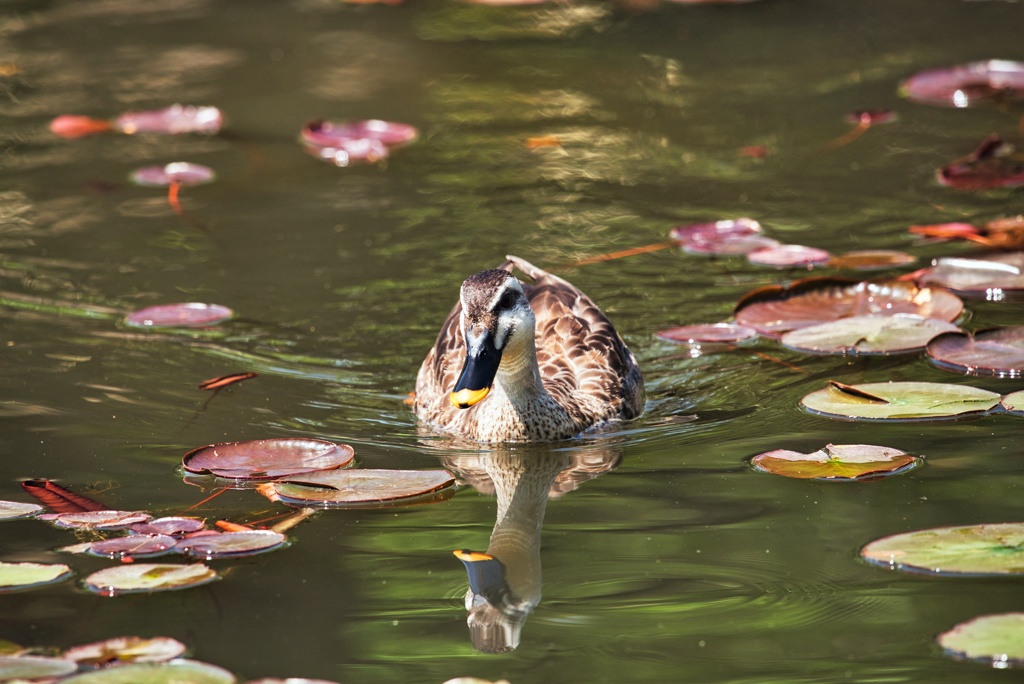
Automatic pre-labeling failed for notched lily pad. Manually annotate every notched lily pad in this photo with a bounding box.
[183,438,355,480]
[0,654,78,680]
[861,523,1024,575]
[927,326,1024,378]
[781,314,959,355]
[64,636,187,666]
[59,658,236,684]
[83,563,218,596]
[267,469,457,508]
[175,530,288,559]
[801,381,1001,420]
[0,561,73,592]
[938,613,1024,667]
[750,443,920,480]
[734,277,963,336]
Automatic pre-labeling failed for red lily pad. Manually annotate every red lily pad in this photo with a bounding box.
[669,217,763,244]
[656,322,758,344]
[49,115,114,139]
[64,636,187,666]
[901,59,1024,108]
[801,381,1001,421]
[861,523,1024,575]
[267,469,457,508]
[938,613,1024,667]
[42,510,153,530]
[64,534,178,560]
[83,563,218,596]
[126,302,233,328]
[938,135,1024,190]
[182,438,355,480]
[115,104,223,135]
[781,314,959,355]
[301,119,418,148]
[750,443,920,481]
[734,277,963,337]
[175,530,288,559]
[304,138,389,167]
[926,326,1024,378]
[918,253,1024,298]
[827,250,917,271]
[130,162,216,187]
[130,516,207,536]
[747,244,832,268]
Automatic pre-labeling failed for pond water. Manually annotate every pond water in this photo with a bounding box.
[2,0,1023,682]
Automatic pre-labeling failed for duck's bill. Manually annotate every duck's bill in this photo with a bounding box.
[450,331,502,409]
[453,549,508,604]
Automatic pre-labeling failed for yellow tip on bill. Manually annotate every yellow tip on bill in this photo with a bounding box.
[453,549,494,562]
[451,387,489,408]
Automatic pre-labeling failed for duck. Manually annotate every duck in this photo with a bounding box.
[414,255,644,442]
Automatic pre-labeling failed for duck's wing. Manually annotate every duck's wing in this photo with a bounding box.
[506,255,645,422]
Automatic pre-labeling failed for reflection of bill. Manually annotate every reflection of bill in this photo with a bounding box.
[444,448,621,653]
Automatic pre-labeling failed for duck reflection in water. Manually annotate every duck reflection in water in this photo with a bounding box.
[442,446,621,654]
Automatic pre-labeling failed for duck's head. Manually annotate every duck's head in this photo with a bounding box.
[450,269,533,409]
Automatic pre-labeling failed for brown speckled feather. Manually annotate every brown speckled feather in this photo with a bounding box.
[415,256,644,442]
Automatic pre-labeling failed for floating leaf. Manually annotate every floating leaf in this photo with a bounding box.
[0,655,77,680]
[938,613,1024,667]
[175,530,287,559]
[1002,389,1024,413]
[781,314,959,355]
[115,104,223,135]
[83,563,218,596]
[182,438,355,480]
[64,636,187,666]
[49,114,114,138]
[918,253,1024,297]
[927,326,1024,378]
[59,659,236,684]
[66,535,178,560]
[656,322,758,344]
[268,469,456,508]
[42,510,152,530]
[901,59,1024,108]
[669,217,763,244]
[747,244,832,268]
[861,523,1024,575]
[0,561,73,592]
[938,134,1024,190]
[301,119,418,148]
[130,517,207,536]
[734,277,963,336]
[198,372,257,391]
[0,500,42,520]
[126,302,233,328]
[827,250,917,271]
[21,478,106,513]
[802,381,1001,420]
[247,679,342,684]
[750,443,920,481]
[130,162,216,188]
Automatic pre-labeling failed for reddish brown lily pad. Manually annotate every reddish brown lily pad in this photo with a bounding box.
[747,244,832,268]
[64,636,187,666]
[901,60,1024,108]
[182,438,355,480]
[734,277,963,337]
[267,469,456,508]
[827,250,917,271]
[126,302,233,328]
[927,326,1024,378]
[937,135,1024,190]
[64,535,178,560]
[918,253,1024,297]
[750,443,920,481]
[175,530,288,559]
[41,510,153,530]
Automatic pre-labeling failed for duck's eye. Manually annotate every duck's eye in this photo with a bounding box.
[497,289,518,311]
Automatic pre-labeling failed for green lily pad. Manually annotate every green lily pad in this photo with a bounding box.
[0,561,73,592]
[60,659,236,684]
[750,443,920,480]
[83,563,218,596]
[781,315,958,355]
[0,500,42,521]
[267,469,457,508]
[938,613,1024,667]
[0,654,78,680]
[861,523,1024,575]
[802,381,1002,420]
[1003,389,1024,413]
